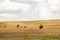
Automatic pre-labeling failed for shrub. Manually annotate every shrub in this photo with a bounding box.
[17,25,19,27]
[24,26,26,28]
[39,24,43,29]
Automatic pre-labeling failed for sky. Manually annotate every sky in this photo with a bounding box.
[0,0,60,21]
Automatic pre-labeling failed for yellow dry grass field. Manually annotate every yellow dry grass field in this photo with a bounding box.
[0,20,60,36]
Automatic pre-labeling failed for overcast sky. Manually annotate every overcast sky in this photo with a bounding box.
[0,0,60,21]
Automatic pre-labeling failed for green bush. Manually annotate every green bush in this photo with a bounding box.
[39,24,43,29]
[24,26,26,28]
[17,25,19,27]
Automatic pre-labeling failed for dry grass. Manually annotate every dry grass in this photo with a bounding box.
[0,20,60,36]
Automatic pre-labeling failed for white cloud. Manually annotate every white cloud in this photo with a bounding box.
[18,3,30,13]
[0,1,19,11]
[48,0,60,11]
[39,6,51,19]
[12,0,40,3]
[0,0,60,21]
[11,0,46,4]
[31,1,51,20]
[31,0,60,20]
[15,0,47,3]
[0,13,16,18]
[0,0,30,13]
[32,0,47,3]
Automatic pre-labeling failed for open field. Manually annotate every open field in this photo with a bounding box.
[0,35,60,40]
[0,20,60,40]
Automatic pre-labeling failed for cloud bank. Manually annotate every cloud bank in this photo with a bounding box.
[0,0,60,21]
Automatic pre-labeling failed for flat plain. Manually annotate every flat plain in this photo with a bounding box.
[0,20,60,40]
